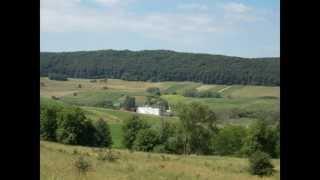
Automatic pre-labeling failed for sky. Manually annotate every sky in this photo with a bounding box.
[40,0,280,58]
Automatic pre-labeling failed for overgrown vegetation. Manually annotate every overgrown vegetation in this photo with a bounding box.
[73,156,91,176]
[249,151,274,176]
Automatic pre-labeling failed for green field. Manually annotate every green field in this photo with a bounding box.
[40,77,279,99]
[41,77,279,113]
[41,141,280,180]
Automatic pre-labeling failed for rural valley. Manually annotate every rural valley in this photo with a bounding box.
[40,55,280,179]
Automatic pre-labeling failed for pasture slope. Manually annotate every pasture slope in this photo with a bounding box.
[41,141,280,180]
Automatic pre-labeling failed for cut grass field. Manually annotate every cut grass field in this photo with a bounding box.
[162,94,279,119]
[40,77,279,99]
[41,141,280,180]
[41,77,279,115]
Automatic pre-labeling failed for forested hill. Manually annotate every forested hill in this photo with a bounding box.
[40,50,280,86]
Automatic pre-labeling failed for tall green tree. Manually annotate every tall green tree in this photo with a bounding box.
[177,102,218,155]
[122,115,150,149]
[94,118,113,148]
[242,120,278,157]
[40,106,58,141]
[56,107,89,145]
[212,125,247,156]
[133,128,160,152]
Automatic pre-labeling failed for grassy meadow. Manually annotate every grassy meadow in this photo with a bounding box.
[40,77,280,179]
[41,141,280,180]
[40,77,279,114]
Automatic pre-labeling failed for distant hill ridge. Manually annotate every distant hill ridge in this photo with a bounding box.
[40,49,280,86]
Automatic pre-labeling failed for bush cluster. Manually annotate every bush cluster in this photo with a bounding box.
[146,87,161,96]
[249,151,274,176]
[48,73,68,81]
[40,105,112,148]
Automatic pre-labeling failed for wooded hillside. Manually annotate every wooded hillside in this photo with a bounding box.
[40,50,280,86]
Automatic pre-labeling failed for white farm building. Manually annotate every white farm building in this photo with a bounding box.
[136,106,162,116]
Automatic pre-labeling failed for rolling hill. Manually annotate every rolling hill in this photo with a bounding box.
[40,50,280,86]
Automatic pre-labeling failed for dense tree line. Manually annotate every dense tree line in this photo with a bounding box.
[40,50,280,86]
[122,102,280,158]
[40,104,112,147]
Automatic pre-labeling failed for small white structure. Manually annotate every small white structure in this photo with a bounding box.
[137,106,162,116]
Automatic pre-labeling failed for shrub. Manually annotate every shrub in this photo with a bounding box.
[146,87,161,96]
[48,73,68,81]
[73,92,77,96]
[97,149,118,162]
[93,118,113,148]
[78,84,82,88]
[249,151,274,176]
[73,156,91,175]
[72,149,78,155]
[51,96,60,100]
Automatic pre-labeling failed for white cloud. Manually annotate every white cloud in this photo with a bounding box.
[40,0,267,44]
[40,0,221,42]
[177,3,208,11]
[94,0,120,6]
[222,2,251,13]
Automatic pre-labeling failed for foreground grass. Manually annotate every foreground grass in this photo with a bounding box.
[41,141,279,180]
